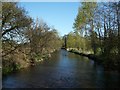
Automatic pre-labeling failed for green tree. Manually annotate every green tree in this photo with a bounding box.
[73,2,120,69]
[2,2,32,57]
[73,2,97,54]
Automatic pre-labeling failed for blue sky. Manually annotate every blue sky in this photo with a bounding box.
[19,2,80,36]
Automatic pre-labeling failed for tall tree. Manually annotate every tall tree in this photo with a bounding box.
[2,2,32,57]
[73,2,97,54]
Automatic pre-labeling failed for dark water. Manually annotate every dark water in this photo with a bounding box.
[2,49,120,88]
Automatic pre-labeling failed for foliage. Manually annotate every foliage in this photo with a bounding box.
[73,2,120,69]
[65,31,92,54]
[25,19,62,62]
[2,2,62,75]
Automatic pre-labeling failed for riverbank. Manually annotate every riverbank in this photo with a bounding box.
[67,49,120,72]
[2,50,56,76]
[3,49,120,88]
[68,49,102,63]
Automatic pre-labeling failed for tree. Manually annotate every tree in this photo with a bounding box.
[2,2,32,57]
[25,18,62,62]
[73,2,120,69]
[112,2,120,56]
[2,2,32,36]
[73,2,97,54]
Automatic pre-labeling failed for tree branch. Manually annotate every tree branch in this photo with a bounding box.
[2,26,17,36]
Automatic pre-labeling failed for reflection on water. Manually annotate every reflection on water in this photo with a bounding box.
[2,49,120,88]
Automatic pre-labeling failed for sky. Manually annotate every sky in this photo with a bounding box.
[19,2,80,36]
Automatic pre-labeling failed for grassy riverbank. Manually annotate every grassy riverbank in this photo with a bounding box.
[68,49,120,72]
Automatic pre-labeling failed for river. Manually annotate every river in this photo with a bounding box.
[2,49,120,88]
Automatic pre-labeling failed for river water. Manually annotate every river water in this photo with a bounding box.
[2,49,120,88]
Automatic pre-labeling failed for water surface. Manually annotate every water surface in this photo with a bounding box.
[2,49,120,88]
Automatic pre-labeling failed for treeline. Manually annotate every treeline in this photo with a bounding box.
[66,2,120,70]
[64,31,92,54]
[2,2,62,75]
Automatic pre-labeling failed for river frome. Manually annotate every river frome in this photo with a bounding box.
[2,49,120,88]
